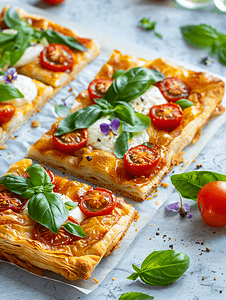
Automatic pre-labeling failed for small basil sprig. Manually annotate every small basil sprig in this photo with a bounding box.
[181,24,226,65]
[138,18,162,39]
[127,250,190,286]
[176,99,194,110]
[0,8,87,68]
[0,83,24,102]
[171,171,226,201]
[118,292,154,300]
[0,164,86,237]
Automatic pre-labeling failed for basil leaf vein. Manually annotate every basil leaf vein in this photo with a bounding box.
[171,171,226,200]
[0,174,33,195]
[0,83,24,102]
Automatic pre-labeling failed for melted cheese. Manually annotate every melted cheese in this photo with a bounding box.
[0,74,37,107]
[87,117,149,153]
[130,86,167,115]
[22,193,86,223]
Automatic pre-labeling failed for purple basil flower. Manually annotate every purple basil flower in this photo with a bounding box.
[100,118,120,135]
[3,67,17,84]
[166,201,192,218]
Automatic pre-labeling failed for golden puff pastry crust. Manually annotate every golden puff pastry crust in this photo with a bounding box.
[0,79,53,147]
[0,6,100,89]
[27,50,225,201]
[0,159,137,281]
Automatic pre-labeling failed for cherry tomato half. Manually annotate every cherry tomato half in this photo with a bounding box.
[43,0,65,4]
[79,188,117,217]
[123,145,160,177]
[33,217,79,246]
[40,44,74,72]
[197,181,226,228]
[53,126,88,155]
[88,78,112,103]
[0,190,27,213]
[0,103,16,124]
[149,103,183,132]
[158,77,190,102]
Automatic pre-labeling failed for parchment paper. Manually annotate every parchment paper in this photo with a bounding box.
[0,1,226,294]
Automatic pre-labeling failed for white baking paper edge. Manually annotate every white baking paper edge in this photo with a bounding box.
[0,1,226,294]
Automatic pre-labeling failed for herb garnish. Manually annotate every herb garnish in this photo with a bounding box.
[181,24,226,65]
[0,164,86,237]
[118,292,154,300]
[127,249,190,286]
[138,18,162,39]
[55,67,164,158]
[171,170,226,201]
[0,7,87,68]
[175,99,194,110]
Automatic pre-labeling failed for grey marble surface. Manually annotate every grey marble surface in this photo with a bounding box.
[1,0,226,299]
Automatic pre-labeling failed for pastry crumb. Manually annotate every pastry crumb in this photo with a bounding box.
[155,200,160,205]
[93,278,99,284]
[68,87,73,92]
[202,277,205,280]
[206,247,211,252]
[192,159,196,163]
[112,277,115,281]
[8,151,10,154]
[172,151,184,166]
[161,182,168,187]
[31,120,40,128]
[37,108,42,113]
[146,196,153,200]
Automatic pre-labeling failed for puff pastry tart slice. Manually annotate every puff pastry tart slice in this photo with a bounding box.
[0,6,100,93]
[0,68,53,147]
[27,50,225,202]
[0,159,136,281]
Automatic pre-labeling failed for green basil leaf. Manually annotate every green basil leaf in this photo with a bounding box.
[55,105,103,136]
[0,83,24,102]
[43,29,87,51]
[28,193,68,234]
[217,44,226,65]
[181,24,220,48]
[0,174,33,195]
[175,99,194,110]
[122,112,151,132]
[94,98,113,110]
[127,272,139,280]
[139,18,157,31]
[114,131,130,158]
[154,31,163,39]
[171,171,226,200]
[26,164,53,187]
[0,32,17,44]
[132,264,141,273]
[20,188,36,199]
[63,221,87,237]
[0,71,5,76]
[112,69,125,79]
[0,51,10,69]
[55,105,71,117]
[129,250,190,286]
[112,102,135,126]
[103,67,164,104]
[5,7,21,28]
[118,292,154,300]
[10,28,30,66]
[65,201,78,210]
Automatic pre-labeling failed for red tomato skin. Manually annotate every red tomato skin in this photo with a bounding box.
[158,77,190,102]
[0,103,16,124]
[53,126,88,155]
[43,0,65,5]
[0,191,27,213]
[40,44,73,72]
[123,145,160,177]
[88,78,112,103]
[197,181,226,227]
[149,103,183,132]
[79,188,116,217]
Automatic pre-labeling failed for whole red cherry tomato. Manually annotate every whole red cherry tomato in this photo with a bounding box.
[0,103,16,124]
[79,188,116,217]
[149,103,183,132]
[88,78,112,103]
[43,0,65,5]
[123,144,160,177]
[53,126,88,155]
[40,44,73,72]
[158,77,190,102]
[33,217,79,246]
[197,181,226,227]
